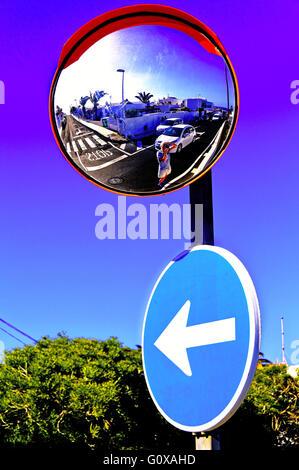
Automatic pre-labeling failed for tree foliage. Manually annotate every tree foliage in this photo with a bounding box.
[135,92,154,104]
[221,364,299,448]
[0,336,298,450]
[0,336,191,451]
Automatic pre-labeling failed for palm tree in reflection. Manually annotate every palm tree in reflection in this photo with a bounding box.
[89,90,107,120]
[135,91,154,105]
[79,96,90,118]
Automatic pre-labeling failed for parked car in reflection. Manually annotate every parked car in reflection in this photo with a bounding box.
[211,113,222,121]
[155,124,196,153]
[156,117,183,135]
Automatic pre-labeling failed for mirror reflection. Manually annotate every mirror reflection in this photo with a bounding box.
[53,25,237,194]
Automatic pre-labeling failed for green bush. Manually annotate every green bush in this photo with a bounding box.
[0,336,191,450]
[0,336,298,450]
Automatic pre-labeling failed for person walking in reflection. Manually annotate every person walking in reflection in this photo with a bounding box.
[157,142,176,188]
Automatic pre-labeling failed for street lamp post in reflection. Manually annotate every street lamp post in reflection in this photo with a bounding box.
[117,68,125,105]
[117,69,125,135]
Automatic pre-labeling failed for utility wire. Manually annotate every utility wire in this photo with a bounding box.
[0,326,27,346]
[0,318,37,343]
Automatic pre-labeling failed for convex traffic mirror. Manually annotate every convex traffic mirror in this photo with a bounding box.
[50,5,239,195]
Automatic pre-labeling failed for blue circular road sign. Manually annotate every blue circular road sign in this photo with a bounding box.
[142,245,261,432]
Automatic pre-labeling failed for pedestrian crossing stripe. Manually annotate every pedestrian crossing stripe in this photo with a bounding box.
[77,139,87,151]
[92,134,107,146]
[68,136,107,154]
[85,137,96,148]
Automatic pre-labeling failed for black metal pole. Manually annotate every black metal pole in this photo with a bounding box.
[190,170,218,450]
[189,169,214,246]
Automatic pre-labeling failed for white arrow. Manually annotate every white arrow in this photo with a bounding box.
[154,300,236,377]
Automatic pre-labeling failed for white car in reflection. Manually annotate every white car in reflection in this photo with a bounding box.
[211,113,222,121]
[156,118,183,135]
[154,124,197,153]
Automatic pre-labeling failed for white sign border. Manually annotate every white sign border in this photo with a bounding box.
[142,245,261,432]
